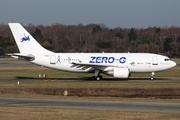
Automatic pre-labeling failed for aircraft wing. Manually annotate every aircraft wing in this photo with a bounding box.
[71,62,127,72]
[71,62,119,67]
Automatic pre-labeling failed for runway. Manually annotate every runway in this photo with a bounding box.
[0,97,180,113]
[0,78,180,82]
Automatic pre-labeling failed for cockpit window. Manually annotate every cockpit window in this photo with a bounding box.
[164,58,171,61]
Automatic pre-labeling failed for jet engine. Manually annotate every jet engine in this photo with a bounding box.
[104,67,130,78]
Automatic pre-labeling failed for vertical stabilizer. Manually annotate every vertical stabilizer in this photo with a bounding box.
[9,23,53,54]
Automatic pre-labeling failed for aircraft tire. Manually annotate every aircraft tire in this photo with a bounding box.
[96,76,101,81]
[150,77,154,81]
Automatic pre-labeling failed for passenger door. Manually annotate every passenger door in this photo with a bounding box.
[152,56,158,65]
[50,55,56,64]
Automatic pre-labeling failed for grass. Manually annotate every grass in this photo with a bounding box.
[131,66,180,78]
[0,58,179,120]
[0,59,180,119]
[0,58,26,63]
[171,58,180,63]
[0,81,180,103]
[0,66,96,79]
[1,80,180,89]
[0,65,180,79]
[0,106,179,120]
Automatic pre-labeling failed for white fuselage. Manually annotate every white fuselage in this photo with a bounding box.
[31,53,176,73]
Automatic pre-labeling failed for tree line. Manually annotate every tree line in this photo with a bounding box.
[0,23,180,57]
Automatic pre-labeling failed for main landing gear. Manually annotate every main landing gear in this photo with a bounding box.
[150,72,155,80]
[92,76,102,81]
[91,70,103,81]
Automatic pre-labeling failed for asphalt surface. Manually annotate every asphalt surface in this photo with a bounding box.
[0,97,179,113]
[0,77,180,82]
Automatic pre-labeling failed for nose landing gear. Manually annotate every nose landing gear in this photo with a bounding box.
[150,72,155,80]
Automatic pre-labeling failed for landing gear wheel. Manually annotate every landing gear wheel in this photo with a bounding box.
[150,72,155,81]
[96,76,101,81]
[96,76,103,81]
[91,76,102,81]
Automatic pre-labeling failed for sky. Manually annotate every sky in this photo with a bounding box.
[0,0,180,28]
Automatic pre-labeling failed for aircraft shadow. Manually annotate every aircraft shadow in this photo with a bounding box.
[15,76,169,81]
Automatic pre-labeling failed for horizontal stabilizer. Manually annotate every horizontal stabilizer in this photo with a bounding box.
[7,53,35,61]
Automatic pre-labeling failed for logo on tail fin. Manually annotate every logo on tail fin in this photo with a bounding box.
[21,34,30,42]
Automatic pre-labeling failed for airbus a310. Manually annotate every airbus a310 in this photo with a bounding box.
[8,23,176,80]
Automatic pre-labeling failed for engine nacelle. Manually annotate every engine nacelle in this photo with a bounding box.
[114,67,129,78]
[105,67,130,78]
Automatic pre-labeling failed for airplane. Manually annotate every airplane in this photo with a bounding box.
[8,23,177,81]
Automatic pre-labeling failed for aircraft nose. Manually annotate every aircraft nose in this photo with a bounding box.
[172,61,177,67]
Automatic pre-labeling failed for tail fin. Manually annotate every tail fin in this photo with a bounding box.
[8,23,53,54]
